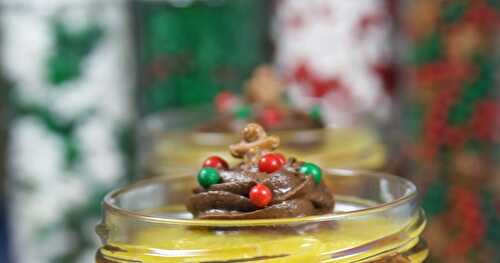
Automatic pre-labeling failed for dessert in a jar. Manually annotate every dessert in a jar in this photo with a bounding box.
[96,124,427,262]
[145,66,387,176]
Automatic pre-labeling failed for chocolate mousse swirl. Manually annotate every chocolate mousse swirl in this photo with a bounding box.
[186,123,334,219]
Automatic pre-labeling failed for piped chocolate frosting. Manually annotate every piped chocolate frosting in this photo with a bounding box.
[186,123,334,219]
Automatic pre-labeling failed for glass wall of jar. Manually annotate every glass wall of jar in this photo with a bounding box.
[96,169,427,263]
[0,1,134,262]
[397,1,500,262]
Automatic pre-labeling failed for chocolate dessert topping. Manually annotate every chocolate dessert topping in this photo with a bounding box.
[198,65,323,133]
[187,123,334,219]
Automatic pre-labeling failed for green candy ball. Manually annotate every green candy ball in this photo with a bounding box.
[299,162,322,184]
[233,105,252,120]
[198,167,222,188]
[309,105,322,121]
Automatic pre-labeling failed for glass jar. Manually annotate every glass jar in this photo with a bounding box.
[95,169,427,262]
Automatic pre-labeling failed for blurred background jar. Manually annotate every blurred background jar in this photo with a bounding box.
[397,1,500,262]
[139,0,397,177]
[0,1,134,262]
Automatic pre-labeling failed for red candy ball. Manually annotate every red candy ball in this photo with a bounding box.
[203,156,229,170]
[260,107,283,127]
[274,153,287,165]
[249,184,273,208]
[215,91,236,113]
[258,153,284,173]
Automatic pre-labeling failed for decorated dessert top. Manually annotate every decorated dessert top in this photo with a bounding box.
[187,123,334,219]
[198,65,323,133]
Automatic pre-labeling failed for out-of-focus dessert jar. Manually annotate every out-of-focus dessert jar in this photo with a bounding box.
[140,109,387,177]
[96,169,427,262]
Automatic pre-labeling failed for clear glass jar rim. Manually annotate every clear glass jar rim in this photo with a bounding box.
[103,169,418,227]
